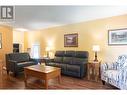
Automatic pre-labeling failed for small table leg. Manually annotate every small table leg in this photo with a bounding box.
[95,75,98,82]
[87,65,90,80]
[45,79,48,89]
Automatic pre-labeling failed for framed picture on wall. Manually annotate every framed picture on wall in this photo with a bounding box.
[108,28,127,45]
[64,33,78,47]
[0,33,2,49]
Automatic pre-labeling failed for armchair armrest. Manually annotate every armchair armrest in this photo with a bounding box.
[29,58,36,61]
[7,60,18,72]
[29,58,38,64]
[8,60,17,64]
[8,60,18,67]
[117,66,127,89]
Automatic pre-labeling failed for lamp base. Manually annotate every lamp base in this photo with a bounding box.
[47,52,49,58]
[94,52,98,62]
[94,59,98,62]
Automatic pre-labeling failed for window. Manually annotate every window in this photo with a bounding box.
[31,43,40,58]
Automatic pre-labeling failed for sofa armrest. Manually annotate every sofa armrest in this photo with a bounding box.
[80,62,88,78]
[45,58,54,63]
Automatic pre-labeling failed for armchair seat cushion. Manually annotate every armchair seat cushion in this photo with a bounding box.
[104,70,119,81]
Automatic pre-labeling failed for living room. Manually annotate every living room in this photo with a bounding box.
[0,5,127,92]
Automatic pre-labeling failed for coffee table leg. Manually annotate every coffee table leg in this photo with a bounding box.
[24,73,28,87]
[45,79,48,89]
[58,74,61,84]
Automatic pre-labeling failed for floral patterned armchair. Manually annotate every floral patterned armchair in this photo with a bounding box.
[101,55,127,89]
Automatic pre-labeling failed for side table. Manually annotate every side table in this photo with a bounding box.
[87,60,101,82]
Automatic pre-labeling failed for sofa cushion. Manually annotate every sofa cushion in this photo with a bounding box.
[54,57,63,63]
[66,64,80,73]
[72,58,87,65]
[63,57,73,64]
[46,62,66,71]
[57,63,66,71]
[55,51,65,57]
[64,51,75,57]
[17,61,35,68]
[75,51,89,58]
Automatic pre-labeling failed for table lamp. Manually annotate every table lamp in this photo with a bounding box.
[92,45,100,62]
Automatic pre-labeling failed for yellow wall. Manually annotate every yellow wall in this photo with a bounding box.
[24,32,28,52]
[13,31,25,52]
[25,14,127,62]
[0,25,13,65]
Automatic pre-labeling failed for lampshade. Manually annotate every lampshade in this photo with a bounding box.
[92,45,100,52]
[45,47,51,51]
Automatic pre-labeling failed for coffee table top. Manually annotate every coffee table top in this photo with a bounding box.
[24,65,60,73]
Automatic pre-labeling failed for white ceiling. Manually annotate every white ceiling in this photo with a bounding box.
[1,6,127,31]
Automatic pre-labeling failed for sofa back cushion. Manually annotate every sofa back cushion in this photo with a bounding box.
[73,58,88,65]
[54,57,63,63]
[63,57,73,64]
[55,51,65,57]
[54,51,65,63]
[8,53,30,62]
[116,55,127,70]
[62,51,75,64]
[65,51,75,57]
[75,51,89,58]
[72,51,88,65]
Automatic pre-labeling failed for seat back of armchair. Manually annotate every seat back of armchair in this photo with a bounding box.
[116,55,127,70]
[6,53,30,63]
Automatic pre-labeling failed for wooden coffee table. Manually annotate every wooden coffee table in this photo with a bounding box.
[24,65,61,89]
